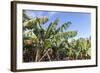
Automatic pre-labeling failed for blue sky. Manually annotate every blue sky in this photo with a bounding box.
[24,10,91,39]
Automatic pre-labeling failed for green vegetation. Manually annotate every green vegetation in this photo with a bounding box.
[23,11,91,62]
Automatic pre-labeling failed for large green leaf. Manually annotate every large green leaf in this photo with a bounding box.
[56,21,71,32]
[23,10,31,22]
[55,31,77,39]
[23,19,36,29]
[23,16,48,29]
[45,18,59,38]
[39,16,48,24]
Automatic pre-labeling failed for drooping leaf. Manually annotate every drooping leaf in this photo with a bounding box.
[56,21,72,32]
[39,16,48,24]
[45,18,59,38]
[55,31,77,39]
[23,16,48,29]
[23,10,31,22]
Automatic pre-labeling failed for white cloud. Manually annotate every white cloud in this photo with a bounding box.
[48,12,57,17]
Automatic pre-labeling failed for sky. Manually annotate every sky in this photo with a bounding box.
[24,10,91,39]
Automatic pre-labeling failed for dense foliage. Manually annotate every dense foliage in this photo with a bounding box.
[23,11,91,62]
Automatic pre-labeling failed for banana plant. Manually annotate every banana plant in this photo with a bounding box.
[23,11,78,61]
[43,18,77,60]
[68,38,91,60]
[23,12,49,62]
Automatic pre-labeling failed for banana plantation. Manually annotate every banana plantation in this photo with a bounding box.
[23,11,91,62]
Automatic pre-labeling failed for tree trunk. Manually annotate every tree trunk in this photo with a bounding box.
[39,49,52,62]
[35,49,40,62]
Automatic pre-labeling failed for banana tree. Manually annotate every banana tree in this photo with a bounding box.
[23,14,49,62]
[42,18,77,61]
[68,38,91,60]
[23,11,78,61]
[78,38,91,59]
